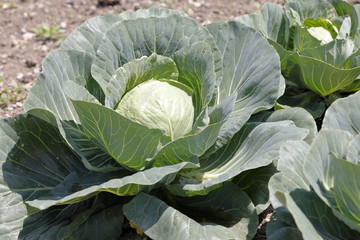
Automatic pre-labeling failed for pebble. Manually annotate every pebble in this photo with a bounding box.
[60,21,67,29]
[33,68,40,74]
[41,45,48,52]
[16,73,24,80]
[23,32,36,41]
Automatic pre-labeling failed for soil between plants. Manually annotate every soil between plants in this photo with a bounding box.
[0,0,357,239]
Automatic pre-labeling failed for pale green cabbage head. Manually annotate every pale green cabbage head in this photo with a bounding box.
[117,79,194,140]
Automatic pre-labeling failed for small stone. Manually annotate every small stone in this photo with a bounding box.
[16,102,23,107]
[41,45,48,52]
[60,21,67,29]
[16,73,24,80]
[30,12,37,18]
[33,68,40,74]
[65,0,74,6]
[23,32,36,41]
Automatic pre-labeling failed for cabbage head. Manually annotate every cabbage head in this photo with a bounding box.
[0,7,308,240]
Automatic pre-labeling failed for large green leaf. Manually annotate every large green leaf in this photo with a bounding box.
[72,100,164,171]
[268,138,360,239]
[292,25,322,51]
[206,21,283,150]
[27,160,196,211]
[287,53,360,96]
[236,3,289,46]
[266,207,303,240]
[19,193,124,240]
[284,0,336,25]
[299,39,354,68]
[304,129,360,232]
[276,91,326,119]
[23,50,115,172]
[322,91,360,135]
[0,113,94,205]
[333,156,360,228]
[172,41,217,116]
[60,7,189,55]
[267,107,317,144]
[150,94,235,167]
[167,121,307,196]
[285,190,360,240]
[268,140,310,209]
[328,0,359,36]
[233,164,278,214]
[24,50,101,122]
[171,182,258,240]
[0,112,194,212]
[123,184,257,240]
[0,136,27,240]
[91,14,222,98]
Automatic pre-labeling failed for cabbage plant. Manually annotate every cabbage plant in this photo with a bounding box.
[267,91,360,239]
[237,0,360,118]
[0,7,308,239]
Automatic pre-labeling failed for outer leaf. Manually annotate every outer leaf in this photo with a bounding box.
[268,140,311,209]
[322,91,360,135]
[304,129,360,231]
[0,112,193,212]
[206,21,283,150]
[266,208,303,240]
[235,3,289,46]
[0,136,27,240]
[72,100,164,171]
[284,0,336,24]
[276,89,326,119]
[19,193,124,240]
[150,94,235,167]
[285,190,360,240]
[60,7,189,55]
[27,161,195,211]
[299,39,354,68]
[0,113,93,205]
[91,14,222,97]
[233,164,278,214]
[267,107,317,144]
[172,182,258,240]
[304,129,352,205]
[333,157,360,228]
[123,189,256,240]
[347,135,360,163]
[23,50,114,172]
[287,53,360,96]
[167,121,307,196]
[328,0,358,36]
[24,50,101,121]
